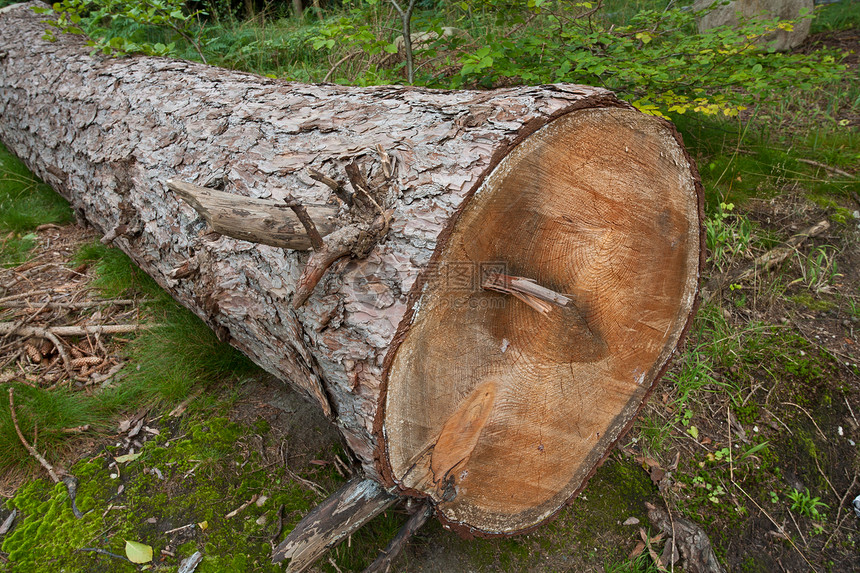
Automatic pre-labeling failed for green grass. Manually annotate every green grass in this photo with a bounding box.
[0,143,73,266]
[119,308,259,404]
[1,227,257,473]
[72,241,166,300]
[1,416,322,572]
[811,0,860,33]
[0,383,113,473]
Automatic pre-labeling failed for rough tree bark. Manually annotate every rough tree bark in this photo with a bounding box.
[0,1,703,542]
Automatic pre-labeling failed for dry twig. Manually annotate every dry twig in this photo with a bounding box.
[8,387,60,483]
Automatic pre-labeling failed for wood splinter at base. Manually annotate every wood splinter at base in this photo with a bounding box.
[482,273,571,314]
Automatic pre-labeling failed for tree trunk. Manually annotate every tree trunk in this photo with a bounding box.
[0,3,704,537]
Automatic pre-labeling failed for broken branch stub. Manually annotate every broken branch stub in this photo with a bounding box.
[166,180,338,251]
[0,2,703,540]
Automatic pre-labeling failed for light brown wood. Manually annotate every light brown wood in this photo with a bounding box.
[382,108,702,535]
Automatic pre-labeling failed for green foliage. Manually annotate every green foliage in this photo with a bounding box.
[791,245,842,294]
[705,202,753,272]
[33,0,208,60]
[787,487,828,521]
[204,19,324,79]
[0,383,112,472]
[307,0,845,118]
[30,0,851,121]
[811,0,860,33]
[0,143,73,266]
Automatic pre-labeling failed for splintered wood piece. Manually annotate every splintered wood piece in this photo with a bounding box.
[430,380,498,499]
[482,273,572,314]
[271,478,397,572]
[383,107,701,535]
[166,180,338,251]
[363,502,433,573]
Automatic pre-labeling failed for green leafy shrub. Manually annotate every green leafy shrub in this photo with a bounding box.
[34,0,209,61]
[310,0,846,119]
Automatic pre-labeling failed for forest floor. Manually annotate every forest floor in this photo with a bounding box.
[0,22,859,573]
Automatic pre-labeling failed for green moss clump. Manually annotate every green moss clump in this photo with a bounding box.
[1,416,324,573]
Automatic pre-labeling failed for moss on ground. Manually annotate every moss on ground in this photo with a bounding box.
[1,417,322,572]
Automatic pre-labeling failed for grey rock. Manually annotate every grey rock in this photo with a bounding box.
[693,0,814,51]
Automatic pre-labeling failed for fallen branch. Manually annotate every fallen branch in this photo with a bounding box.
[8,387,60,483]
[0,299,140,309]
[225,494,260,519]
[798,158,855,179]
[0,323,149,337]
[0,289,53,304]
[77,548,130,562]
[270,504,285,548]
[706,220,829,302]
[164,522,197,535]
[364,502,432,573]
[63,475,84,519]
[60,424,91,434]
[272,478,397,570]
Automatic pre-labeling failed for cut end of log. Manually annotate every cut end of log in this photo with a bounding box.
[381,107,702,535]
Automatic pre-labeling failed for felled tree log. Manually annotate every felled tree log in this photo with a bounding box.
[0,3,703,539]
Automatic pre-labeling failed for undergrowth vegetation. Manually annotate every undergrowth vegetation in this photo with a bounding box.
[35,0,852,118]
[1,0,859,571]
[0,146,72,266]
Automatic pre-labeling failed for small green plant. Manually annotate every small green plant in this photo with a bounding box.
[604,551,662,573]
[787,487,829,521]
[791,245,842,294]
[705,202,753,271]
[692,475,727,504]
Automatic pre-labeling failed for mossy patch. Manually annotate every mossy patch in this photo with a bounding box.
[0,416,325,573]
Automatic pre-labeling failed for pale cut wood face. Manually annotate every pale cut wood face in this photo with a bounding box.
[384,107,701,535]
